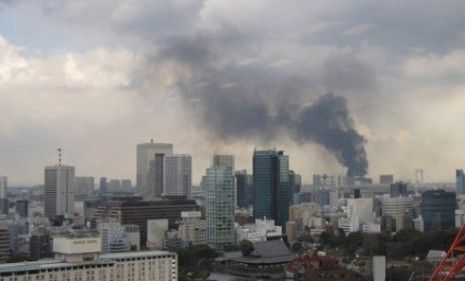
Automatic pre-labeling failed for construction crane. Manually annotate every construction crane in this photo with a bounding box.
[429,223,465,281]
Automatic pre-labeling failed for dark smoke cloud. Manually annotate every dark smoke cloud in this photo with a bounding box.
[158,34,369,176]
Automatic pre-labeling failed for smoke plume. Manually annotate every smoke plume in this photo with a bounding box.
[158,34,369,176]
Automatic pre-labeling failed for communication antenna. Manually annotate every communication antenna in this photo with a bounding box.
[57,148,63,166]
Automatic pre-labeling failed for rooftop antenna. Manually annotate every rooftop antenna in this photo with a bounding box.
[57,148,62,166]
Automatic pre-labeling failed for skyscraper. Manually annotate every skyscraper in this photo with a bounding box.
[0,177,7,199]
[421,190,456,233]
[235,170,253,208]
[206,155,235,250]
[456,169,465,195]
[164,154,192,198]
[390,181,408,198]
[44,165,75,221]
[253,149,290,227]
[74,176,95,196]
[136,140,173,200]
[99,177,107,193]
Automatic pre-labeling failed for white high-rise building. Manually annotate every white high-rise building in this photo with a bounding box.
[137,140,173,200]
[164,155,192,198]
[44,165,75,221]
[206,155,235,250]
[0,177,7,199]
[346,198,374,231]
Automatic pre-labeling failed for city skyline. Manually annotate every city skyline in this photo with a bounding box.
[1,1,465,184]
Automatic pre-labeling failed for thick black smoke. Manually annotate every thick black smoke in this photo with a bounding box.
[158,34,369,176]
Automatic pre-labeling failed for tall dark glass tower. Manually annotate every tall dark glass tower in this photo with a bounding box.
[253,149,290,227]
[235,170,253,208]
[421,189,456,233]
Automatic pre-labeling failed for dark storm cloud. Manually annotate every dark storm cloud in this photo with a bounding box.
[158,33,369,176]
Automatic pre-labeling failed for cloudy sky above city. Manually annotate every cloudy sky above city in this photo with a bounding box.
[1,0,465,184]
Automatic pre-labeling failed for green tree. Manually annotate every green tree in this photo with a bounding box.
[291,241,304,254]
[239,240,254,256]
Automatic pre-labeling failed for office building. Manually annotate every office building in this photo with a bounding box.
[147,219,169,250]
[99,177,107,193]
[390,181,408,198]
[383,197,413,231]
[0,177,6,199]
[235,170,253,208]
[0,223,8,263]
[236,217,282,244]
[457,169,465,195]
[30,227,52,261]
[421,190,456,233]
[347,198,374,231]
[124,224,141,251]
[121,179,132,191]
[206,155,235,249]
[314,189,330,206]
[44,165,75,221]
[177,211,206,248]
[92,197,201,247]
[108,179,122,192]
[0,236,177,281]
[289,170,301,205]
[164,155,192,198]
[253,149,290,227]
[15,200,28,218]
[137,140,173,200]
[74,176,94,196]
[379,175,394,185]
[99,223,131,253]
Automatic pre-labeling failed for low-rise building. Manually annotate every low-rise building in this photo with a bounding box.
[235,217,282,244]
[0,236,177,281]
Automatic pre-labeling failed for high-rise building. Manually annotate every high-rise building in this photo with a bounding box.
[235,170,253,208]
[347,198,374,231]
[137,140,173,200]
[108,179,122,192]
[206,155,235,250]
[289,170,301,205]
[74,176,95,196]
[164,155,192,198]
[44,165,75,221]
[253,149,290,227]
[178,211,206,248]
[382,197,413,231]
[121,179,132,191]
[456,169,465,195]
[421,190,456,233]
[390,181,408,198]
[15,200,28,218]
[0,177,7,199]
[99,177,107,193]
[0,223,9,263]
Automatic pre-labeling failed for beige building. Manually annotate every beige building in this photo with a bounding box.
[0,236,177,281]
[178,211,206,247]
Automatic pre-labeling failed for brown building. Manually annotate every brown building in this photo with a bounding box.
[92,197,202,248]
[287,253,362,281]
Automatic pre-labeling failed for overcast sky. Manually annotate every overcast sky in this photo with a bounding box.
[1,0,465,185]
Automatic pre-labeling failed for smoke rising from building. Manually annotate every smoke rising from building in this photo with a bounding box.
[158,34,368,176]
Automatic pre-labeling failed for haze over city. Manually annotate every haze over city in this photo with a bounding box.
[1,0,465,184]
